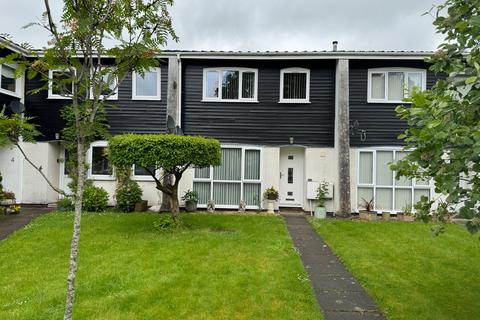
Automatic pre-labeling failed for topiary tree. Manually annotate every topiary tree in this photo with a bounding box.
[108,134,221,219]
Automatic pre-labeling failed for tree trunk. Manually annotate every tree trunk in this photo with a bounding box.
[160,174,172,212]
[64,141,85,320]
[170,188,179,220]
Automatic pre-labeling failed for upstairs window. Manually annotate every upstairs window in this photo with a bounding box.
[202,68,258,102]
[0,64,20,97]
[48,69,75,99]
[90,68,118,100]
[280,68,310,103]
[368,68,426,103]
[132,68,161,100]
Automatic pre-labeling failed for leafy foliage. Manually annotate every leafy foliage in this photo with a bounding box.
[315,181,329,207]
[153,214,184,231]
[82,185,108,212]
[263,187,279,201]
[392,0,480,235]
[114,166,143,212]
[181,189,199,203]
[57,197,75,211]
[0,109,40,147]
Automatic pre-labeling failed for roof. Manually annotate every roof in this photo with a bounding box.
[0,35,29,55]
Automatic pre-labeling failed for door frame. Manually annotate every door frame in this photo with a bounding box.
[279,146,306,208]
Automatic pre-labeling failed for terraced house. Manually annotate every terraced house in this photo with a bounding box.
[0,36,439,214]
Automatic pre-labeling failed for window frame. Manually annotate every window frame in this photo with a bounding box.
[356,147,433,214]
[132,67,161,101]
[0,63,21,98]
[202,67,258,102]
[279,67,310,103]
[87,141,115,180]
[89,68,119,100]
[48,68,76,99]
[132,164,157,182]
[367,67,427,104]
[193,145,262,209]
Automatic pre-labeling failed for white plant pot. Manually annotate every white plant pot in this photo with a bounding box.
[267,200,275,214]
[314,207,326,219]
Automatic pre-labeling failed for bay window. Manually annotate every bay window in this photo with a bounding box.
[202,68,258,102]
[280,68,310,103]
[193,147,261,208]
[357,149,432,213]
[368,68,426,103]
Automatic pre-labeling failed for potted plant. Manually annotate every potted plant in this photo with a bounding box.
[263,187,279,214]
[182,189,199,212]
[314,181,329,219]
[359,197,376,221]
[398,205,414,222]
[1,191,16,206]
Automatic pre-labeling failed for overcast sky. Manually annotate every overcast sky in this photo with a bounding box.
[0,0,444,51]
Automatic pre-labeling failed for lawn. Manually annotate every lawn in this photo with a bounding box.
[310,219,480,320]
[0,212,321,319]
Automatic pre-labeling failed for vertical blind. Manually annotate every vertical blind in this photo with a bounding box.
[193,148,261,207]
[242,72,255,99]
[388,72,404,101]
[358,150,431,212]
[370,73,385,99]
[222,70,239,99]
[283,73,307,99]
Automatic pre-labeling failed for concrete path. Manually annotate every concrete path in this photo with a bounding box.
[284,215,385,320]
[0,207,52,241]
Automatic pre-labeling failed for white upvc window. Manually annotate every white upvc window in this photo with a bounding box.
[357,148,432,213]
[87,141,115,180]
[132,67,161,100]
[193,146,262,209]
[0,64,21,97]
[367,68,426,103]
[202,67,258,102]
[279,67,310,103]
[48,68,76,99]
[90,68,118,100]
[132,164,157,181]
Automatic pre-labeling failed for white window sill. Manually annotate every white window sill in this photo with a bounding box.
[48,95,73,100]
[201,99,259,103]
[367,99,411,104]
[133,176,156,182]
[278,100,311,104]
[0,88,20,98]
[88,175,115,181]
[132,96,161,101]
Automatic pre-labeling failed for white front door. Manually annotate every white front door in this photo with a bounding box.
[279,147,305,207]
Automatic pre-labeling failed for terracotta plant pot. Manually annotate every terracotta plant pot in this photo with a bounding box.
[134,200,148,212]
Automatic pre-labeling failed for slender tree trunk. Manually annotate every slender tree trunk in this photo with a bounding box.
[64,140,85,320]
[160,174,172,212]
[170,188,179,220]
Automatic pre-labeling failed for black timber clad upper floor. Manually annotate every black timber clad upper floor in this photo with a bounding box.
[24,64,168,141]
[349,59,439,147]
[181,59,336,147]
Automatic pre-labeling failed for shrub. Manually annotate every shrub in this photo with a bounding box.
[116,180,143,212]
[58,197,74,211]
[153,214,184,231]
[82,185,108,212]
[263,187,279,201]
[181,189,199,204]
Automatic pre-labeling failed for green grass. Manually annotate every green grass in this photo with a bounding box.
[0,212,321,319]
[310,219,480,320]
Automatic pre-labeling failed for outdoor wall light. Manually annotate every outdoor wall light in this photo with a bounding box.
[289,137,294,145]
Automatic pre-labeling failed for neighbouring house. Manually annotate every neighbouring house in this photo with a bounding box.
[0,36,439,213]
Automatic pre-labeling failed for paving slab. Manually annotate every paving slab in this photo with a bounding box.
[283,215,385,320]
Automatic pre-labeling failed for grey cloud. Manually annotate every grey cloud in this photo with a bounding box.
[0,0,444,51]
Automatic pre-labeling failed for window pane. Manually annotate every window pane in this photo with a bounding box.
[213,148,242,181]
[407,73,422,96]
[193,182,210,205]
[357,187,373,209]
[376,188,393,211]
[135,165,155,176]
[244,149,260,180]
[52,70,74,96]
[371,73,385,99]
[206,71,219,98]
[100,73,116,96]
[388,72,404,101]
[283,72,307,99]
[1,65,16,92]
[414,189,430,204]
[194,167,210,179]
[136,71,158,96]
[222,70,239,99]
[395,151,412,186]
[242,72,255,99]
[359,152,373,184]
[91,146,110,175]
[213,182,241,205]
[376,151,393,185]
[395,189,412,211]
[244,183,261,206]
